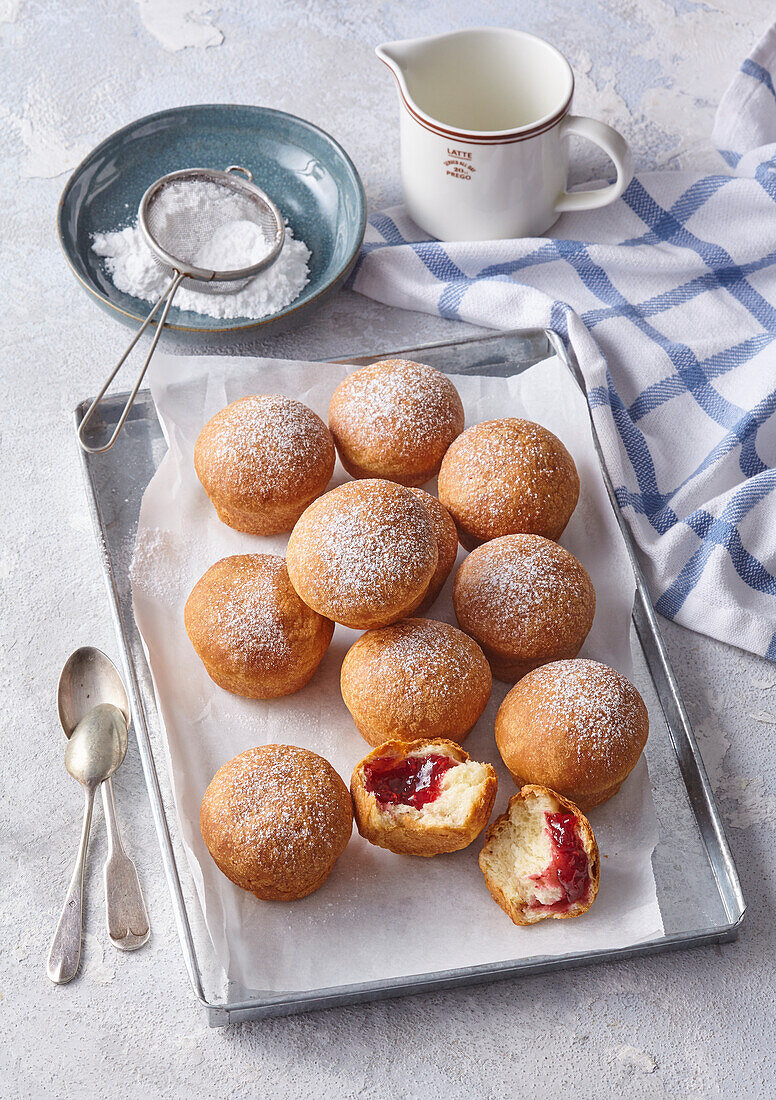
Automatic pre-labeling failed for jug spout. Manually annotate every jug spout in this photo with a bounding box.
[377,30,498,118]
[375,37,424,96]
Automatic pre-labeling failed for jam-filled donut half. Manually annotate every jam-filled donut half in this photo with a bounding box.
[479,785,599,925]
[351,738,497,857]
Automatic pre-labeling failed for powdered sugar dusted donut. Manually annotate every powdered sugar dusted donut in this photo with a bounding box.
[184,555,334,698]
[438,417,579,549]
[453,534,595,682]
[328,359,465,486]
[194,395,335,535]
[407,488,459,612]
[495,659,649,810]
[286,479,438,629]
[340,618,492,746]
[200,745,352,901]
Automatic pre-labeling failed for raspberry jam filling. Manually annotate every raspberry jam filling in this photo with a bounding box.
[363,753,456,810]
[530,811,590,912]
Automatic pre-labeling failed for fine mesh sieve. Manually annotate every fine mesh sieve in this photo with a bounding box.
[78,166,285,454]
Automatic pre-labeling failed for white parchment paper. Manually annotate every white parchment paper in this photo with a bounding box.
[131,351,663,992]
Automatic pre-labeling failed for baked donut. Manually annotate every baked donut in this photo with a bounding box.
[194,394,335,535]
[328,359,464,486]
[438,417,579,549]
[351,738,497,856]
[453,534,595,682]
[408,488,459,612]
[286,479,438,629]
[184,555,334,698]
[341,618,491,747]
[495,659,649,810]
[479,785,599,925]
[200,745,352,901]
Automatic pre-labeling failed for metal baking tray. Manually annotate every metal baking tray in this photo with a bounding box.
[76,328,745,1026]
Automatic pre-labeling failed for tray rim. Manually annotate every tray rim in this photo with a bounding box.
[75,327,745,1027]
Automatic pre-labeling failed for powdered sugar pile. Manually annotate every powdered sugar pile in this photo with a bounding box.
[377,620,467,667]
[480,537,579,605]
[192,218,267,270]
[92,179,310,320]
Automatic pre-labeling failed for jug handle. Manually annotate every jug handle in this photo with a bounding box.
[553,116,634,214]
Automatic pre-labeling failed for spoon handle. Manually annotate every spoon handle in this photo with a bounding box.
[47,784,95,984]
[102,779,150,950]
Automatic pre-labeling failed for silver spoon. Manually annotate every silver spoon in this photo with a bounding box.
[47,703,127,983]
[57,647,150,952]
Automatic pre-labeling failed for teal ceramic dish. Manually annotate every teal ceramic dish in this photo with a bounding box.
[58,105,366,343]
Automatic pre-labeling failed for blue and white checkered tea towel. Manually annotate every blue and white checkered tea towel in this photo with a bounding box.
[351,25,776,661]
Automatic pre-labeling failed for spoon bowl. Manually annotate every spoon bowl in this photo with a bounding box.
[65,703,128,788]
[58,646,129,737]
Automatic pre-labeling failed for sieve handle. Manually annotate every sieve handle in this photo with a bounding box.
[77,271,186,454]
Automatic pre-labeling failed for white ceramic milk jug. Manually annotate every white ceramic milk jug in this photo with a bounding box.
[377,28,634,241]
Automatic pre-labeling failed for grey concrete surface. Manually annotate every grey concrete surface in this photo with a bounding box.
[1,2,775,1097]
